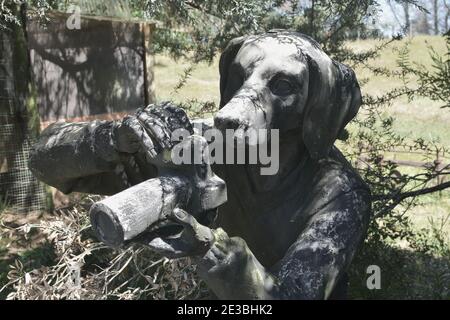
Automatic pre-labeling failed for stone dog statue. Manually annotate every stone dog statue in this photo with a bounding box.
[29,30,371,299]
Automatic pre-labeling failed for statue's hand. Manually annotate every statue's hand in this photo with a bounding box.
[112,102,193,158]
[141,208,215,259]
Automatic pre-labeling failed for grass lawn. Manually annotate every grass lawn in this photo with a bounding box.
[154,55,220,107]
[350,36,450,146]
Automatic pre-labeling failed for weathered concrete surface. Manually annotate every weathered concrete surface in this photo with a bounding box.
[90,175,190,247]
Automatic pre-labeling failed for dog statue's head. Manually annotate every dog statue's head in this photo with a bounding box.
[214,30,362,159]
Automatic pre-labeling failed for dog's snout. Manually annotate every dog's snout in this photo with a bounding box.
[214,97,267,132]
[214,114,241,131]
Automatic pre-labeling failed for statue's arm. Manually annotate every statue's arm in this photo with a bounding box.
[29,120,137,195]
[196,188,371,300]
[29,105,203,195]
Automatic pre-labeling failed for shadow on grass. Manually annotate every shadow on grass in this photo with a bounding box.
[349,240,450,299]
[0,242,56,299]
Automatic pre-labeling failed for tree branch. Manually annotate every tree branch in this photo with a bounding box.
[183,1,222,19]
[373,180,450,217]
[391,180,450,202]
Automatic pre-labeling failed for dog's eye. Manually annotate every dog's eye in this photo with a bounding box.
[271,79,293,96]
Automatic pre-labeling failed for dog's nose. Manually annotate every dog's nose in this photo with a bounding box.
[214,114,241,131]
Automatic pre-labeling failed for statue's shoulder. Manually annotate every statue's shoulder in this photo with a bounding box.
[298,148,371,223]
[313,146,371,200]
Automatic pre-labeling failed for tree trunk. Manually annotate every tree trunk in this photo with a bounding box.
[416,10,431,34]
[403,3,411,36]
[445,1,450,32]
[310,0,315,37]
[433,0,439,35]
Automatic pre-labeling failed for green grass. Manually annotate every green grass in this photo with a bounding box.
[349,237,450,299]
[350,36,450,146]
[154,55,220,107]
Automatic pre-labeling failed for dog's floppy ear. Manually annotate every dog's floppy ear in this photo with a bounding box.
[219,36,247,108]
[302,53,362,159]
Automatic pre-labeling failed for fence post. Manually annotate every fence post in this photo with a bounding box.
[142,22,156,106]
[434,150,446,196]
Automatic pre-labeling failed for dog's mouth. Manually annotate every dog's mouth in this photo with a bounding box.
[224,125,272,147]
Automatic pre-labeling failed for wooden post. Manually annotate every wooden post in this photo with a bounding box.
[142,22,156,106]
[434,151,446,197]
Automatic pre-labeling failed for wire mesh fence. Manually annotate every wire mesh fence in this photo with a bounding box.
[0,29,47,213]
[0,123,47,212]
